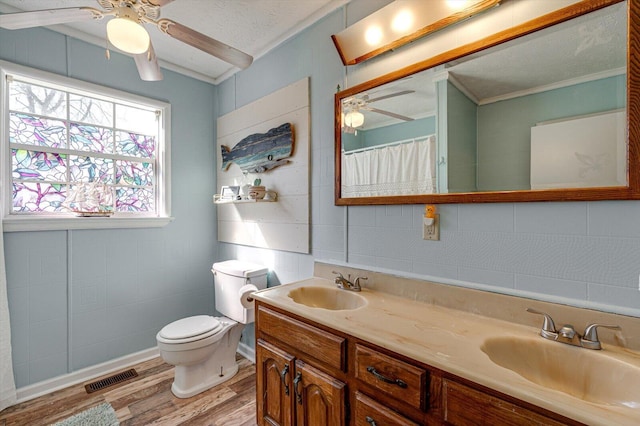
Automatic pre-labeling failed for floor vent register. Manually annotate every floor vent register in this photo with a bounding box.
[84,368,139,394]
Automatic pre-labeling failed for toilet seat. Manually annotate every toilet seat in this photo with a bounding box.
[158,315,223,344]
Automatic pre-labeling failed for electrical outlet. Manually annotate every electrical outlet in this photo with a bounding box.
[423,214,440,241]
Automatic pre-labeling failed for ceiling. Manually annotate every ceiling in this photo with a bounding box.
[0,0,349,84]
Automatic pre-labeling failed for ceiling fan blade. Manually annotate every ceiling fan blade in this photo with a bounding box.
[156,18,253,69]
[0,7,102,30]
[367,90,415,103]
[367,107,415,122]
[134,41,163,81]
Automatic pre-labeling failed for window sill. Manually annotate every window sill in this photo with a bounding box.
[2,215,174,232]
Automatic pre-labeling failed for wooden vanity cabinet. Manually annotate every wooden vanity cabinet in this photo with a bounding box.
[255,301,580,426]
[256,305,348,426]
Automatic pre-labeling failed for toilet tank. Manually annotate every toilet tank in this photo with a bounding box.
[212,260,268,324]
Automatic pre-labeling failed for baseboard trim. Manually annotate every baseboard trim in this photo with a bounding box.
[237,342,255,363]
[16,347,159,404]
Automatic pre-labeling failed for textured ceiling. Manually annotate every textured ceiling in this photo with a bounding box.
[447,2,627,103]
[0,0,347,83]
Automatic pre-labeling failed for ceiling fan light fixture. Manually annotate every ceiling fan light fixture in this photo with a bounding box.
[107,16,150,54]
[345,111,364,128]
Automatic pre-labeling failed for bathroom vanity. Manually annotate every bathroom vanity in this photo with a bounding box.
[255,302,571,425]
[252,264,640,426]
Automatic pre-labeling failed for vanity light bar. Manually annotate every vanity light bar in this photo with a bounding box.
[332,0,501,66]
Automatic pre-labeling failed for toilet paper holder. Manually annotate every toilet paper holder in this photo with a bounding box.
[239,284,259,308]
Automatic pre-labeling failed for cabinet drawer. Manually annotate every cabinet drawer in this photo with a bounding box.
[443,380,566,426]
[354,392,419,426]
[354,344,428,411]
[257,305,346,371]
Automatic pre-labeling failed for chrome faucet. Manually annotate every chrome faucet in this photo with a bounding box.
[527,308,621,350]
[332,271,366,292]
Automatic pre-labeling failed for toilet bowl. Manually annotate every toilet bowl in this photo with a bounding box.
[156,260,268,398]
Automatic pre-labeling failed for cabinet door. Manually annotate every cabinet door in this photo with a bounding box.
[443,380,567,426]
[294,359,346,426]
[256,339,295,426]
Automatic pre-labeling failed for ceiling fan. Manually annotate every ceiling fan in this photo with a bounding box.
[0,0,253,81]
[342,89,415,133]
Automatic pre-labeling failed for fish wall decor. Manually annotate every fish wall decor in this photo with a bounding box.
[221,123,294,173]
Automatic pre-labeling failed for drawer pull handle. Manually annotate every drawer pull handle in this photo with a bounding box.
[365,416,378,426]
[366,366,408,388]
[293,371,303,404]
[280,364,290,395]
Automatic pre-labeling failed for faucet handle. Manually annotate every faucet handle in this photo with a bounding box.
[581,324,621,349]
[332,270,344,278]
[526,308,557,338]
[354,276,368,287]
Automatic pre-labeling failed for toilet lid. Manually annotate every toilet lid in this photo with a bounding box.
[159,315,222,340]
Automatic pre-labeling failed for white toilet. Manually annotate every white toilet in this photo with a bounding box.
[156,260,268,398]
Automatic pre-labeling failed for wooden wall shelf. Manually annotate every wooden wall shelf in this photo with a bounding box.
[213,194,277,204]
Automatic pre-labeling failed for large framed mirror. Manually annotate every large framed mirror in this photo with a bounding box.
[335,0,640,205]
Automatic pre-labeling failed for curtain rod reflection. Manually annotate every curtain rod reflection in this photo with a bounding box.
[343,134,435,155]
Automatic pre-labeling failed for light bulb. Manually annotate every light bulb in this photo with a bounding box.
[365,25,383,46]
[345,111,365,128]
[107,17,150,54]
[392,10,414,33]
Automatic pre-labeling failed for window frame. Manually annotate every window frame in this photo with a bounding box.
[1,60,172,232]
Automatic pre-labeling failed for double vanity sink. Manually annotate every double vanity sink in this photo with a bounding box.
[254,278,640,425]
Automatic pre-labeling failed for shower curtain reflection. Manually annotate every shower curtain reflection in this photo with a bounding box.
[341,135,436,198]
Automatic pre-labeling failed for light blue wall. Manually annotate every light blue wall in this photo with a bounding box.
[477,75,626,190]
[446,81,477,193]
[2,27,218,387]
[363,116,436,147]
[220,0,640,334]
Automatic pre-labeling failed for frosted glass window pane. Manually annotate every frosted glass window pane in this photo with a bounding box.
[9,81,66,119]
[69,155,114,183]
[116,160,153,186]
[116,187,154,212]
[116,104,157,134]
[12,149,67,181]
[10,113,67,148]
[69,94,113,127]
[12,182,66,212]
[69,123,113,153]
[115,131,155,158]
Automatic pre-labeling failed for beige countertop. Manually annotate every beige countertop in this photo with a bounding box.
[253,277,640,426]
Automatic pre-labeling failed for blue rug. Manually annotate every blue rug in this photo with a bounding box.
[52,403,119,426]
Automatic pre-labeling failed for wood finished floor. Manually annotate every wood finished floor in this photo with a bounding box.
[0,356,257,426]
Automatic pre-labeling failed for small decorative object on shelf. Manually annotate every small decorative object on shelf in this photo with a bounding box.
[220,185,241,201]
[249,178,266,200]
[63,181,113,217]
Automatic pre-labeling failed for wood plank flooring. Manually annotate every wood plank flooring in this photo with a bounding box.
[0,355,257,426]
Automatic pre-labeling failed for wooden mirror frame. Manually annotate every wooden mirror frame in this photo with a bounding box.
[334,0,639,205]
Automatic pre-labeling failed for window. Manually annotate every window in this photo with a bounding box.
[1,61,171,231]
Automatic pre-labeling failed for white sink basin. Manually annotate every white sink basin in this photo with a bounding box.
[288,286,367,311]
[481,336,640,408]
